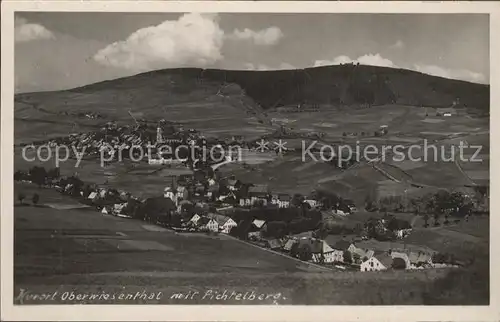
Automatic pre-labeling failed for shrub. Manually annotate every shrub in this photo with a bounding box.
[343,250,353,264]
[32,193,40,206]
[392,257,407,270]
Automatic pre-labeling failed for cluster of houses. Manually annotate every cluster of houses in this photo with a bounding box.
[25,121,209,163]
[241,224,444,271]
[16,119,460,273]
[186,213,238,234]
[17,162,458,272]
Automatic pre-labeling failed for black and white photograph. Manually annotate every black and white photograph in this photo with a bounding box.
[1,1,498,320]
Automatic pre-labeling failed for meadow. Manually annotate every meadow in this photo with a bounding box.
[14,184,461,305]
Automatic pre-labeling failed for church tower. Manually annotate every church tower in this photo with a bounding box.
[156,124,164,144]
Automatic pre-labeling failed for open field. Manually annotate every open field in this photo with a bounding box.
[13,184,466,305]
[13,184,489,304]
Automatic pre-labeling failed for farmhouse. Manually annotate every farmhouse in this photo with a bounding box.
[311,240,341,264]
[266,239,283,250]
[360,253,393,272]
[164,186,177,204]
[330,240,357,262]
[332,240,356,252]
[213,214,238,234]
[198,217,219,232]
[226,178,242,191]
[408,252,433,268]
[277,194,291,208]
[113,203,127,215]
[352,247,375,263]
[248,184,270,205]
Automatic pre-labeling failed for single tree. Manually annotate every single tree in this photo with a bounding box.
[32,193,40,206]
[18,192,26,205]
[290,242,299,258]
[423,213,429,228]
[229,226,239,238]
[444,211,450,225]
[343,250,353,264]
[298,244,312,261]
[392,257,407,270]
[433,212,440,226]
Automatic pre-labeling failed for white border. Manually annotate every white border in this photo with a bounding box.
[2,1,499,321]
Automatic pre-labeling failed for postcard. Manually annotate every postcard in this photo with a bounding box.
[1,1,498,321]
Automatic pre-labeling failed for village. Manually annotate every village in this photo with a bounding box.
[14,119,478,273]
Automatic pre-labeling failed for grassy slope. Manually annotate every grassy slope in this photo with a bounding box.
[13,183,449,305]
[60,65,489,111]
[14,183,488,305]
[15,64,489,126]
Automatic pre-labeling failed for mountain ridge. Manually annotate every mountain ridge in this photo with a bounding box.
[15,64,489,118]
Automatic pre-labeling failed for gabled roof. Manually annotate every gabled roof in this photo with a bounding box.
[309,240,323,253]
[212,214,231,226]
[332,240,353,251]
[189,213,201,221]
[197,217,211,226]
[375,253,393,268]
[283,239,297,251]
[309,240,335,254]
[266,239,282,249]
[353,247,374,259]
[252,219,266,229]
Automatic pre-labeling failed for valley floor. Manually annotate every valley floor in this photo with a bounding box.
[13,185,488,305]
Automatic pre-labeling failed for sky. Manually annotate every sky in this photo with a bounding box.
[14,12,489,93]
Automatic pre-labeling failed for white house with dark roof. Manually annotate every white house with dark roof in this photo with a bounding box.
[311,240,340,264]
[213,214,238,234]
[360,253,393,272]
[277,194,291,208]
[198,217,219,232]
